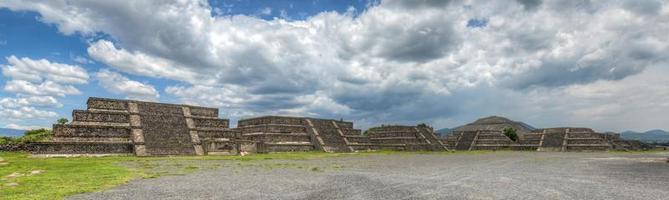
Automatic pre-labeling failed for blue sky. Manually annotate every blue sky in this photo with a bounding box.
[0,0,668,132]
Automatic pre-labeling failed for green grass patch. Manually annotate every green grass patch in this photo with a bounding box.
[0,152,141,200]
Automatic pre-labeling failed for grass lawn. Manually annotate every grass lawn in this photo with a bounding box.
[0,152,141,200]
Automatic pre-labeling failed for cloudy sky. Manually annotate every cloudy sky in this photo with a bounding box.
[0,0,667,132]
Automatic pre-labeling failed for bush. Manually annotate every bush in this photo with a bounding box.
[20,128,53,143]
[57,118,69,125]
[0,136,16,145]
[503,127,518,141]
[0,129,53,145]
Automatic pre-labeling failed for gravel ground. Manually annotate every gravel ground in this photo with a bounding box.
[68,151,669,200]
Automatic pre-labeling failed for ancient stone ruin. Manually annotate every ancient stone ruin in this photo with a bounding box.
[442,116,649,151]
[365,125,448,151]
[27,98,647,156]
[29,97,238,156]
[29,97,448,156]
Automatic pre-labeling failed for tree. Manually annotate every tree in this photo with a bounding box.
[57,118,69,125]
[503,127,518,141]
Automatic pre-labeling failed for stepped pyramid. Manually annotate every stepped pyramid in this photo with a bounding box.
[365,125,448,151]
[442,116,648,151]
[237,116,357,152]
[29,97,241,156]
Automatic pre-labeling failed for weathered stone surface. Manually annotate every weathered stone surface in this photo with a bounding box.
[31,97,234,156]
[27,142,134,154]
[87,97,128,110]
[193,118,229,128]
[139,104,194,156]
[73,110,129,123]
[189,107,218,117]
[366,125,448,151]
[53,124,130,138]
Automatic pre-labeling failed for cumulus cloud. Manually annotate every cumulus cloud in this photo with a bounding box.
[4,80,81,97]
[0,56,87,123]
[5,123,47,130]
[0,105,58,119]
[2,56,88,97]
[95,69,159,101]
[0,96,62,108]
[2,0,668,130]
[2,55,88,84]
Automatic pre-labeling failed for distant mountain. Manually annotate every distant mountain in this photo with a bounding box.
[453,116,536,134]
[620,129,669,142]
[0,128,26,137]
[435,128,452,137]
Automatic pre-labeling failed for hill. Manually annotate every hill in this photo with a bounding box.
[620,130,669,142]
[0,128,26,137]
[453,116,536,134]
[435,128,452,137]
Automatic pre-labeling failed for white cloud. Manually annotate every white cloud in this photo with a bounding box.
[73,55,94,64]
[2,56,88,97]
[0,105,58,119]
[0,96,62,108]
[5,123,48,130]
[2,55,89,84]
[0,56,87,123]
[259,7,272,16]
[4,80,81,97]
[95,69,159,101]
[2,0,668,131]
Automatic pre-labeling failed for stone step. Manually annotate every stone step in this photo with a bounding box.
[243,133,311,143]
[28,141,134,154]
[193,127,233,132]
[237,124,308,134]
[68,121,130,127]
[474,144,514,147]
[87,97,128,111]
[370,137,418,140]
[197,130,238,139]
[53,124,131,138]
[73,110,129,123]
[238,116,306,127]
[567,137,605,140]
[263,142,315,152]
[51,137,131,143]
[565,144,610,147]
[192,118,229,129]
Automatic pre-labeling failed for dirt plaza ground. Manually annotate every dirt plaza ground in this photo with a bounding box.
[66,151,669,200]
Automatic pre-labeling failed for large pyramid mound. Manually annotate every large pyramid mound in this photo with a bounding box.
[453,116,536,134]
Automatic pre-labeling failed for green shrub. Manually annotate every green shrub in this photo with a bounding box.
[57,118,69,125]
[0,129,52,145]
[20,128,52,143]
[0,136,16,145]
[503,127,518,141]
